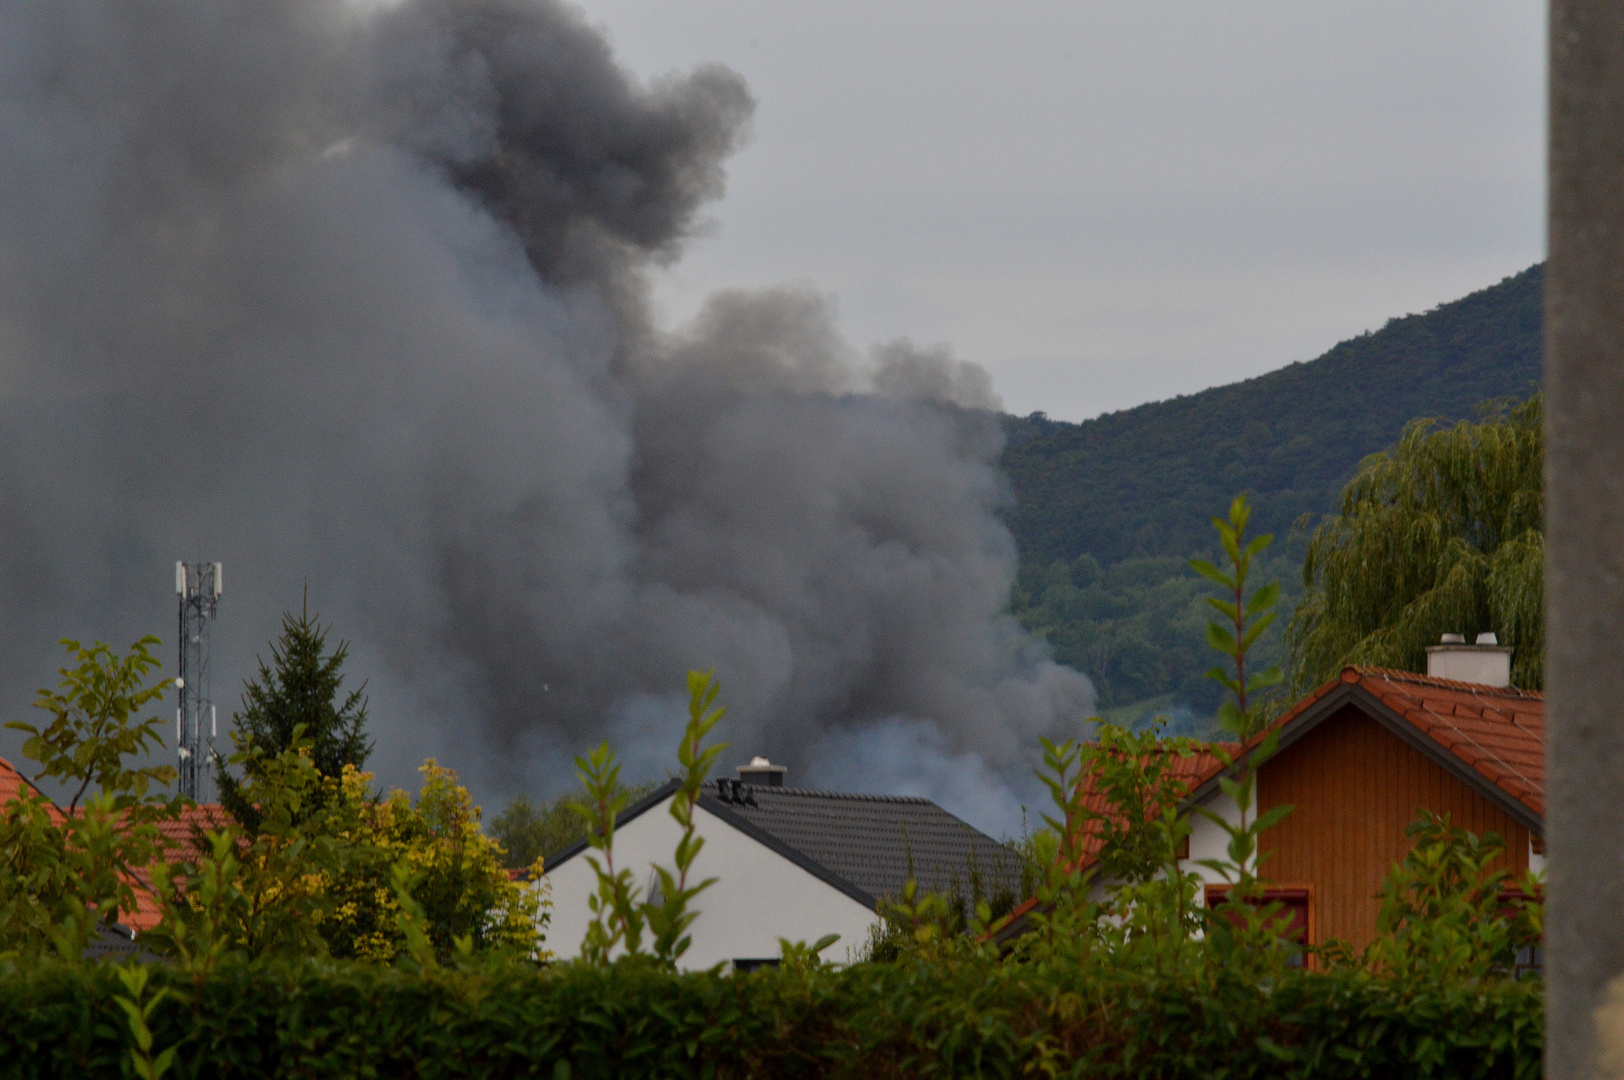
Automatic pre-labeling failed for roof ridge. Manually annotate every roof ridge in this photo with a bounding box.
[1362,673,1543,800]
[1352,664,1544,699]
[705,780,932,804]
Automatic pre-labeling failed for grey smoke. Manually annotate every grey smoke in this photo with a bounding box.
[0,0,1093,836]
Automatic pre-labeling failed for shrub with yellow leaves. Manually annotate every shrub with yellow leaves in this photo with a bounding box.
[149,732,549,967]
[318,759,549,963]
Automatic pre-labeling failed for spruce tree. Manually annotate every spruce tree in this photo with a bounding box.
[217,598,372,831]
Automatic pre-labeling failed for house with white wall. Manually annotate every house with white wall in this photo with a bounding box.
[539,760,1025,970]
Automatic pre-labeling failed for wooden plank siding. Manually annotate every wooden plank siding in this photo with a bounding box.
[1256,702,1530,951]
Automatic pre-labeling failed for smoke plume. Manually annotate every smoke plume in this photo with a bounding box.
[0,0,1092,835]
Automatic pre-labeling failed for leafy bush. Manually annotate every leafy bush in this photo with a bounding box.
[147,746,547,966]
[0,638,183,960]
[489,779,658,870]
[0,953,1541,1079]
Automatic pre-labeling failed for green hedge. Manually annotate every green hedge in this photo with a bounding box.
[0,957,1540,1079]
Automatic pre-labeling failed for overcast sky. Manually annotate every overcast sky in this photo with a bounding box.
[573,1,1545,422]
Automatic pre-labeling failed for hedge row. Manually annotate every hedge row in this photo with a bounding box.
[0,957,1541,1079]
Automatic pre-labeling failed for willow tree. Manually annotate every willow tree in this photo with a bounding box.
[1285,394,1543,692]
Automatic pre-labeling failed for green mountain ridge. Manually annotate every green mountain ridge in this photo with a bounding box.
[1000,264,1543,721]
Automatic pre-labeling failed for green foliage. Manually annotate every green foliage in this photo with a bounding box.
[1362,811,1543,980]
[644,670,728,966]
[1191,493,1284,737]
[1003,266,1543,571]
[0,947,1542,1079]
[574,742,645,964]
[1011,550,1305,719]
[1185,497,1297,954]
[1075,723,1199,889]
[217,600,372,833]
[1003,265,1542,713]
[491,780,657,870]
[0,639,181,959]
[112,963,175,1080]
[148,739,547,967]
[7,637,176,813]
[777,932,841,975]
[144,731,338,966]
[1288,393,1544,691]
[577,671,728,968]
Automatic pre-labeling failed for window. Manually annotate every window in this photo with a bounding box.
[1498,883,1543,978]
[732,958,780,974]
[1204,884,1314,965]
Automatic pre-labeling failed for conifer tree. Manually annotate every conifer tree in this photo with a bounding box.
[217,597,372,831]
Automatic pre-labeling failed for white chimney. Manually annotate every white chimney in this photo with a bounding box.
[736,756,787,787]
[1425,632,1513,687]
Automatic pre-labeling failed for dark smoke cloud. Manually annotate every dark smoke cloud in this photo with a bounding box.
[0,0,1092,835]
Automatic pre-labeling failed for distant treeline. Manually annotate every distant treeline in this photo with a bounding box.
[1001,265,1544,720]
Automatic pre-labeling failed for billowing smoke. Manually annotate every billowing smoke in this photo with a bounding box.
[0,0,1092,836]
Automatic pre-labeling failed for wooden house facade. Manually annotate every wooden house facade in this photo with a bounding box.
[1009,661,1544,953]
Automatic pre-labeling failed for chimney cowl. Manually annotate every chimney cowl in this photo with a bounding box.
[1425,632,1513,687]
[736,756,786,787]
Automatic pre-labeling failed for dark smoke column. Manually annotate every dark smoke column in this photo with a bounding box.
[0,0,1093,822]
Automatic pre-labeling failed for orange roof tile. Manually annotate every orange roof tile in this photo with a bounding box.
[154,803,237,858]
[1066,744,1236,869]
[0,756,238,933]
[1348,667,1544,817]
[0,755,29,804]
[123,803,237,931]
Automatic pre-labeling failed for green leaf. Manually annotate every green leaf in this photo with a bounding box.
[1206,622,1240,657]
[1228,493,1250,533]
[1246,667,1284,692]
[1254,804,1294,832]
[1239,609,1277,652]
[1188,559,1236,590]
[1244,580,1280,617]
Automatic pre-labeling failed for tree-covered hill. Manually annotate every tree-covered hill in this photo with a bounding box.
[1001,264,1543,719]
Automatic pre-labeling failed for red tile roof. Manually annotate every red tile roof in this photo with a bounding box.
[1066,744,1237,870]
[154,803,237,858]
[0,754,236,933]
[1347,666,1544,816]
[124,803,237,931]
[0,755,29,804]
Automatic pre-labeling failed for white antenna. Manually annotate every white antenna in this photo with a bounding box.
[175,561,223,802]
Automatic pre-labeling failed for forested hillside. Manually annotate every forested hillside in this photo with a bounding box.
[1001,264,1543,721]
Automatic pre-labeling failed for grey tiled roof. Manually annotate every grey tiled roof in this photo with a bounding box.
[697,780,1026,907]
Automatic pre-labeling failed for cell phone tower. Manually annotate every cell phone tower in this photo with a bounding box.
[175,561,223,802]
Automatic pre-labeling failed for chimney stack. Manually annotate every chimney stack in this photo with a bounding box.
[736,756,786,787]
[1425,632,1513,687]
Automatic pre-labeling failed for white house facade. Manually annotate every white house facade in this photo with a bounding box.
[540,792,881,969]
[536,769,1025,972]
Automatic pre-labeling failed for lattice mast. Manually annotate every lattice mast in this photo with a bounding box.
[175,561,222,801]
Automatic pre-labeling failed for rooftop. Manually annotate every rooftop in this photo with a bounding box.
[699,780,1025,905]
